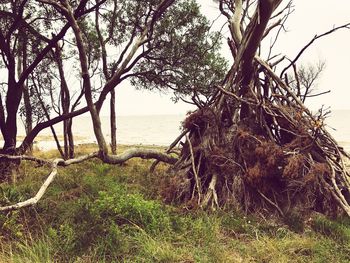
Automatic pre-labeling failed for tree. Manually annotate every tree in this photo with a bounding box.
[129,0,228,104]
[0,0,95,156]
[0,0,225,153]
[0,0,227,208]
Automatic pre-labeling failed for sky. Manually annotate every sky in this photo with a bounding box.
[110,0,350,116]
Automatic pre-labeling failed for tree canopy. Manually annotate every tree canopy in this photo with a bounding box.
[0,0,227,155]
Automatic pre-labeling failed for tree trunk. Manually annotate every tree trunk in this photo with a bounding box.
[4,80,20,152]
[18,34,33,153]
[55,43,74,159]
[1,74,21,182]
[110,89,117,154]
[67,118,74,158]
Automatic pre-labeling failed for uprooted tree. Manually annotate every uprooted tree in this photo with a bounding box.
[169,0,350,216]
[1,0,350,218]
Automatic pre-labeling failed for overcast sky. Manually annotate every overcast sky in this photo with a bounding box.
[108,0,350,116]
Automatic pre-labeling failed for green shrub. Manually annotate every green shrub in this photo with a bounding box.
[91,186,172,234]
[284,210,305,233]
[34,183,176,260]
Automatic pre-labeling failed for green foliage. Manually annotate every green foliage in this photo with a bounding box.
[97,0,228,100]
[91,186,172,234]
[91,162,112,177]
[11,236,54,263]
[0,187,23,206]
[130,0,228,101]
[0,187,27,240]
[284,210,306,233]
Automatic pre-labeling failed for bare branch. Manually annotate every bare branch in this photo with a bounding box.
[0,154,49,165]
[230,0,243,44]
[186,134,202,203]
[280,23,350,77]
[103,148,178,165]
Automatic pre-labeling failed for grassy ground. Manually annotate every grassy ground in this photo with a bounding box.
[0,145,349,262]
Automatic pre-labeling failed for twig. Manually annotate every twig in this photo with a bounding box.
[150,128,188,172]
[257,190,284,217]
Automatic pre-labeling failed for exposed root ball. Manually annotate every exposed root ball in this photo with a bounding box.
[171,104,350,217]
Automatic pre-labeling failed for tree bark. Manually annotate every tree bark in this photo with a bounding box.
[3,78,21,153]
[95,4,117,155]
[18,32,33,153]
[54,43,73,159]
[110,89,117,154]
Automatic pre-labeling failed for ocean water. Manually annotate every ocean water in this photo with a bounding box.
[2,110,350,151]
[15,114,187,150]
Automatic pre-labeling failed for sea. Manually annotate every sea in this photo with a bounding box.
[1,110,350,151]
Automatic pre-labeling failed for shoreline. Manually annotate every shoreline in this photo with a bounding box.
[1,135,350,153]
[30,137,350,152]
[0,136,174,152]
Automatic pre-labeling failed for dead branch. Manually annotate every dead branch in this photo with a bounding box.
[186,134,202,203]
[280,23,350,77]
[103,149,177,165]
[0,162,59,211]
[0,154,49,165]
[258,190,284,216]
[150,128,189,172]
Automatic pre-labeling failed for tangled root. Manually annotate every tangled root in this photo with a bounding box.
[170,105,350,217]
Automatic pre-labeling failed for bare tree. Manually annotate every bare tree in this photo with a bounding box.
[288,60,327,102]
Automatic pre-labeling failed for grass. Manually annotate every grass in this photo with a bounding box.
[0,144,349,262]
